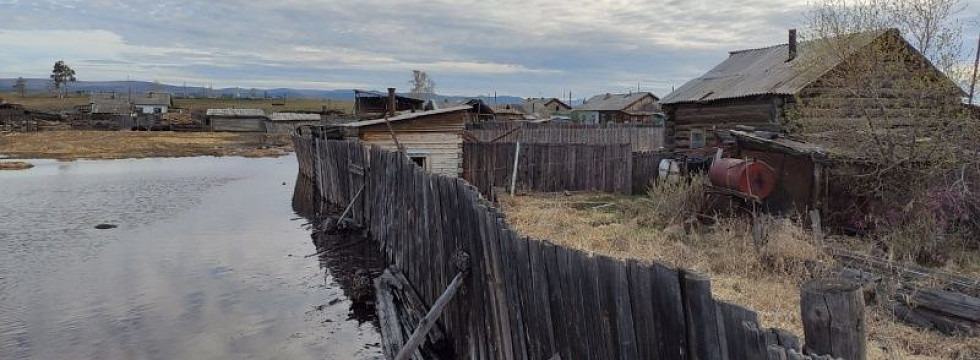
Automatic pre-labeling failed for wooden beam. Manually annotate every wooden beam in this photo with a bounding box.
[394,271,468,360]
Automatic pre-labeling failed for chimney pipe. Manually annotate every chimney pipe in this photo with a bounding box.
[788,29,798,62]
[387,87,396,117]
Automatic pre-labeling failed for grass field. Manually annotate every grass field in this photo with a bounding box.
[0,131,292,159]
[0,92,354,113]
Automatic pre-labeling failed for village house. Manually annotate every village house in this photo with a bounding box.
[206,108,268,132]
[265,112,322,133]
[353,89,426,118]
[89,92,172,115]
[660,29,964,151]
[523,97,571,117]
[90,93,132,115]
[132,92,172,114]
[339,106,470,177]
[571,92,660,124]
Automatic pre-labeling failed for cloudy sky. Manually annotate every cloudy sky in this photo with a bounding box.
[1,0,978,98]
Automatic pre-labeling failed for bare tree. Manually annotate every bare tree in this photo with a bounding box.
[49,60,76,99]
[13,77,26,98]
[409,70,436,100]
[794,0,978,261]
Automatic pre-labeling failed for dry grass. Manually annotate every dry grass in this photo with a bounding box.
[0,92,354,113]
[0,131,292,159]
[0,160,34,170]
[499,185,980,359]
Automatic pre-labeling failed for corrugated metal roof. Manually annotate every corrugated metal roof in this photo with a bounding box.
[339,106,470,128]
[576,92,658,111]
[660,31,887,105]
[206,108,267,117]
[268,113,321,121]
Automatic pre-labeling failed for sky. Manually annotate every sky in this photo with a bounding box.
[1,0,979,98]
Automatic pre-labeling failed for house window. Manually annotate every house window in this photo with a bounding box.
[154,107,163,114]
[410,156,427,169]
[690,129,706,149]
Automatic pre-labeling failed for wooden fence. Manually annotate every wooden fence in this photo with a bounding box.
[293,133,843,360]
[466,122,664,152]
[462,142,635,195]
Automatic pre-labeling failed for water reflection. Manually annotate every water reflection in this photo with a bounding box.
[291,174,385,324]
[0,156,383,359]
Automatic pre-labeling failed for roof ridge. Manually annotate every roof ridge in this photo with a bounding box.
[728,43,787,55]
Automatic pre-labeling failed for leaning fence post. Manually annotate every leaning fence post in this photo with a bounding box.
[800,279,866,360]
[510,141,521,196]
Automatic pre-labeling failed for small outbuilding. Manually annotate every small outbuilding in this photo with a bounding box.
[354,89,426,118]
[266,113,322,133]
[207,108,268,132]
[339,106,470,177]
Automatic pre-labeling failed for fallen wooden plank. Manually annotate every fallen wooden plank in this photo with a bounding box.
[395,271,467,360]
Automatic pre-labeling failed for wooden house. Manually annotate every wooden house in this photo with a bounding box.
[266,112,321,133]
[523,98,571,117]
[572,92,660,124]
[339,106,470,177]
[132,92,172,114]
[207,108,268,132]
[354,89,425,118]
[660,29,964,151]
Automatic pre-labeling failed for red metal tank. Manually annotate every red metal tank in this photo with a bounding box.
[708,158,776,199]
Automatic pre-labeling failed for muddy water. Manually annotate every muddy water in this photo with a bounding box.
[0,155,382,359]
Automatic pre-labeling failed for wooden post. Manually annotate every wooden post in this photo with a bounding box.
[510,141,521,196]
[800,279,866,360]
[394,271,467,360]
[809,210,823,245]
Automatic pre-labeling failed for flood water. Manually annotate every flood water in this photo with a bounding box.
[0,155,383,359]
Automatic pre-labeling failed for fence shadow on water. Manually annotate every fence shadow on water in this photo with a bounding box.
[293,133,835,360]
[292,172,386,324]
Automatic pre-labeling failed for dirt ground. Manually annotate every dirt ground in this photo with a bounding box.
[0,131,293,160]
[499,191,980,360]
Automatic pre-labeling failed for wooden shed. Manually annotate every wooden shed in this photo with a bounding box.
[207,108,268,132]
[661,29,964,151]
[354,89,425,119]
[339,106,469,177]
[266,112,322,133]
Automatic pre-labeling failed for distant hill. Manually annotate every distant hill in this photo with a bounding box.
[0,78,525,104]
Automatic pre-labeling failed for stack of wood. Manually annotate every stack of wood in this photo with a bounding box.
[831,250,980,335]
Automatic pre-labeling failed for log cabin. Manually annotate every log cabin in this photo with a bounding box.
[339,106,470,177]
[660,29,964,152]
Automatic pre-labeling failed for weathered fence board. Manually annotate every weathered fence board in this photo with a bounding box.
[463,142,634,195]
[465,122,664,152]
